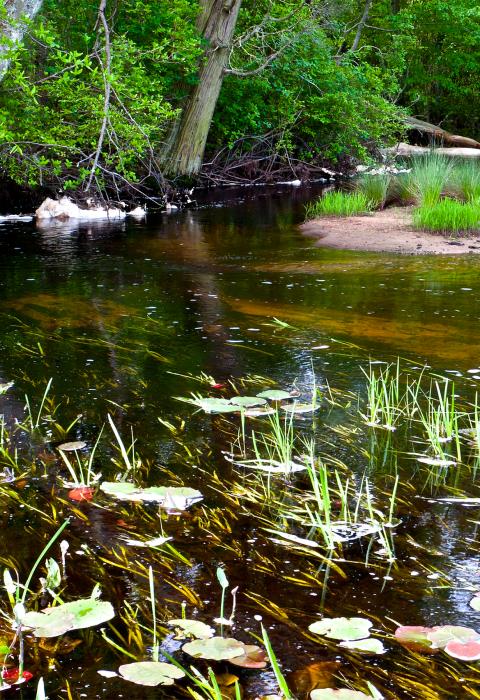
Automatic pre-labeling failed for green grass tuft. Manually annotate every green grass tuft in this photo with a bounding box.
[355,173,391,209]
[305,190,374,218]
[404,153,452,207]
[448,161,480,202]
[413,198,480,233]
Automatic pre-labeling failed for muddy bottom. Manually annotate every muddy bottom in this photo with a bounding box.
[300,206,480,255]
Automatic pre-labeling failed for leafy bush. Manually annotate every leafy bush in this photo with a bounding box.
[413,198,480,233]
[306,191,374,218]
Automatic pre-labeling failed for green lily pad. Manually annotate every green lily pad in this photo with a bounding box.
[281,403,320,415]
[311,690,371,700]
[427,625,480,649]
[309,617,373,641]
[118,661,185,686]
[256,390,292,401]
[182,636,245,661]
[57,441,87,452]
[470,596,480,612]
[20,598,114,638]
[195,398,240,414]
[168,619,215,639]
[100,483,203,510]
[339,638,386,655]
[230,396,267,408]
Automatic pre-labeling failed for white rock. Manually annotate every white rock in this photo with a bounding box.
[35,197,126,221]
[277,179,302,186]
[127,206,146,219]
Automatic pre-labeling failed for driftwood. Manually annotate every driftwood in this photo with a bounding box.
[404,117,480,149]
[383,143,480,159]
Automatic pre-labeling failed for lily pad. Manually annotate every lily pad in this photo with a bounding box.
[470,595,480,612]
[228,644,267,669]
[118,661,185,686]
[444,639,480,661]
[310,691,371,700]
[230,396,267,408]
[182,637,246,661]
[427,625,480,649]
[394,626,435,652]
[100,482,203,510]
[281,403,320,415]
[256,390,293,401]
[194,398,240,414]
[309,617,373,641]
[57,441,87,452]
[20,598,114,638]
[339,638,386,655]
[168,618,215,639]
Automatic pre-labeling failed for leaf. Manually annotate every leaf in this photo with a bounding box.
[444,639,480,661]
[230,396,267,408]
[281,403,320,414]
[118,661,185,687]
[100,482,203,509]
[182,637,246,661]
[123,536,172,548]
[57,441,87,452]
[45,558,61,589]
[310,690,372,700]
[394,625,435,652]
[309,617,373,641]
[68,487,94,502]
[195,398,240,414]
[228,644,267,669]
[256,390,292,401]
[167,618,215,639]
[217,567,229,589]
[20,598,114,637]
[427,625,480,649]
[470,596,480,612]
[339,638,386,654]
[287,661,340,697]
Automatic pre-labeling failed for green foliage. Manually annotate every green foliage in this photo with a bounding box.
[448,161,480,202]
[355,174,391,209]
[305,191,374,218]
[413,198,480,233]
[403,154,453,207]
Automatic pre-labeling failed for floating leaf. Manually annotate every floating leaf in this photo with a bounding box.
[230,396,267,408]
[244,407,276,417]
[68,487,94,502]
[287,661,340,697]
[98,670,118,679]
[444,639,480,661]
[168,618,215,639]
[309,617,372,641]
[310,690,372,700]
[100,482,203,510]
[470,596,480,612]
[193,398,240,414]
[57,441,87,452]
[182,637,245,661]
[256,390,292,401]
[20,598,114,638]
[123,536,172,548]
[281,403,320,415]
[339,638,386,655]
[394,625,434,652]
[228,645,267,669]
[118,661,185,687]
[427,625,480,649]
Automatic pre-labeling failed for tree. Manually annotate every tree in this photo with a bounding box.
[0,0,44,82]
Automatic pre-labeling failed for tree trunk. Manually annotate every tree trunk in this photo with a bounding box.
[0,0,43,82]
[160,0,242,178]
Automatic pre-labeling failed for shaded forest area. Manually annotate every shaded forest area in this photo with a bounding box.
[0,0,479,199]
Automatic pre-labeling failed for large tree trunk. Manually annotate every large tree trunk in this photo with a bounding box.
[0,0,43,82]
[160,0,242,178]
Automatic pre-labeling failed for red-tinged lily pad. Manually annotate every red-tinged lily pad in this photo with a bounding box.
[394,626,436,653]
[2,668,33,684]
[427,626,480,649]
[228,644,267,669]
[310,690,371,700]
[445,639,480,661]
[68,487,94,502]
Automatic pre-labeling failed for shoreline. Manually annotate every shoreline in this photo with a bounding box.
[300,206,480,255]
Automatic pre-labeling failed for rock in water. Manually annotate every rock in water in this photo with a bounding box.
[35,197,126,221]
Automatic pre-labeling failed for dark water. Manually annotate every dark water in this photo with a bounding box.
[1,190,480,698]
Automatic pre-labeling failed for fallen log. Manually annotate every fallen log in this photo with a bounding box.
[382,143,480,159]
[404,117,480,149]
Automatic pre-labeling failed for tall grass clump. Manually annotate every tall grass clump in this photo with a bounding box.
[355,173,391,209]
[413,198,480,233]
[305,190,373,218]
[404,153,452,207]
[449,161,480,202]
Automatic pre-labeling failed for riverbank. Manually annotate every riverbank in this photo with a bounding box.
[300,206,480,255]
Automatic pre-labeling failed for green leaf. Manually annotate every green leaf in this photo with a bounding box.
[309,617,373,641]
[118,661,185,686]
[230,396,267,408]
[167,618,215,639]
[182,637,246,661]
[20,598,114,637]
[216,567,229,590]
[339,638,386,654]
[256,390,292,401]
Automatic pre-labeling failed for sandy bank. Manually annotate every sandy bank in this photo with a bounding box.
[300,207,480,255]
